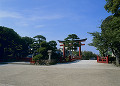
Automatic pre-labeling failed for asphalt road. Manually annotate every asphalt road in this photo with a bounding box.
[0,60,120,86]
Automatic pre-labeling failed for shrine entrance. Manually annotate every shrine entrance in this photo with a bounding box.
[58,38,87,60]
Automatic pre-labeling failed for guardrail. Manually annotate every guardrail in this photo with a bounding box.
[71,56,81,61]
[97,56,108,63]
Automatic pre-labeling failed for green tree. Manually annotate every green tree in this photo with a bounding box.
[89,16,120,65]
[104,0,120,15]
[48,40,57,52]
[33,35,46,44]
[21,36,34,56]
[64,34,80,56]
[88,32,108,56]
[38,41,48,59]
[31,35,46,56]
[32,35,58,63]
[102,0,120,65]
[22,36,34,46]
[89,0,120,66]
[48,41,59,60]
[73,51,97,60]
[101,15,120,65]
[82,51,97,60]
[0,26,22,59]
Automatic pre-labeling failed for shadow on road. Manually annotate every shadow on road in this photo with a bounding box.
[0,62,9,66]
[0,62,30,66]
[57,60,81,65]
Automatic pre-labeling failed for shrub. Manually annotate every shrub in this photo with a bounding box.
[33,54,43,61]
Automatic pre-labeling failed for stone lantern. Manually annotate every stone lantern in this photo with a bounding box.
[47,50,52,61]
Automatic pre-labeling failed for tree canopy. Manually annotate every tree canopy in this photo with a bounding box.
[101,15,120,56]
[63,34,81,57]
[31,35,59,62]
[0,26,22,58]
[88,32,108,56]
[33,35,46,44]
[104,0,120,15]
[0,26,59,63]
[48,40,57,52]
[73,51,97,60]
[64,34,80,51]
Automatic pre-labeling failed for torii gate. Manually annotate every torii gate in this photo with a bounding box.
[58,38,87,58]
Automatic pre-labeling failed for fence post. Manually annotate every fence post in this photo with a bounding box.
[106,56,108,63]
[97,56,99,62]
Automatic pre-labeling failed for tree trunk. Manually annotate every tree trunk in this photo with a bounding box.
[116,55,119,66]
[112,49,119,66]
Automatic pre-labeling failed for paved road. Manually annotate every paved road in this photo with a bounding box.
[0,60,120,86]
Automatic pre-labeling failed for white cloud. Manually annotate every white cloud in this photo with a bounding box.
[30,15,64,21]
[0,9,65,21]
[35,25,45,28]
[15,22,29,27]
[0,10,22,18]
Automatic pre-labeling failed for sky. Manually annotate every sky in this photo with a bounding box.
[0,0,111,54]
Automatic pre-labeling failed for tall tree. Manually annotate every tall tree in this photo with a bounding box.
[103,0,120,65]
[101,15,120,65]
[48,40,57,52]
[31,35,46,55]
[89,0,120,66]
[89,15,120,65]
[22,36,34,46]
[32,38,58,63]
[33,35,46,44]
[0,26,22,58]
[88,32,108,56]
[82,51,97,60]
[64,34,80,56]
[21,36,34,56]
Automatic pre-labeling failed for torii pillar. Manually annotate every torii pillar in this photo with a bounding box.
[63,43,65,57]
[79,42,81,58]
[78,42,85,58]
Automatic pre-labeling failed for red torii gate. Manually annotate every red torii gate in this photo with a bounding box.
[58,38,87,58]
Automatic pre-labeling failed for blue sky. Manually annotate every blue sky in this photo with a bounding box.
[0,0,111,54]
